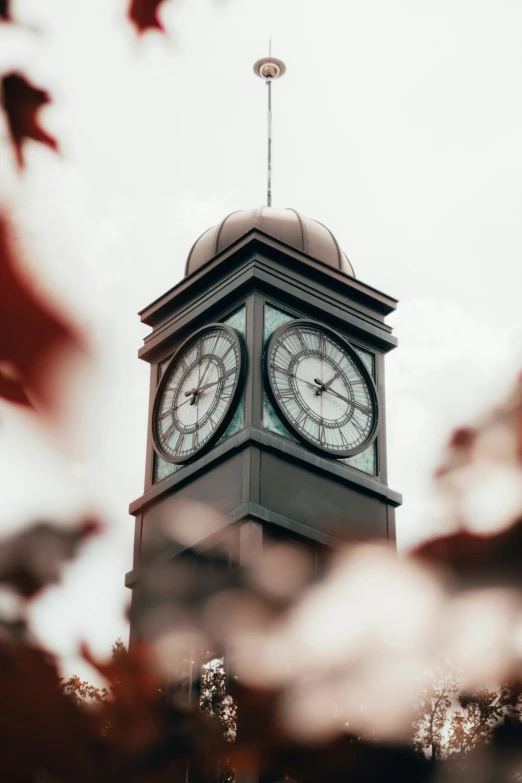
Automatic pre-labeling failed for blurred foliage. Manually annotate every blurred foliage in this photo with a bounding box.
[0,1,521,782]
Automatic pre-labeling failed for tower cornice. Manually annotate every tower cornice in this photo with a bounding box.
[138,232,397,365]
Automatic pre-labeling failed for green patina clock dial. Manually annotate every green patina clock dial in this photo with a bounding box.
[153,324,244,464]
[265,320,378,457]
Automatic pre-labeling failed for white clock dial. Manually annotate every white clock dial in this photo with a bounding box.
[153,324,243,463]
[265,321,378,457]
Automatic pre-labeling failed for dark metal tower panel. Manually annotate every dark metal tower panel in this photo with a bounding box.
[126,231,400,594]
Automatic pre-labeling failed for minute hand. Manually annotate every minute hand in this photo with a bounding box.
[325,387,370,415]
[273,366,317,389]
[197,368,235,392]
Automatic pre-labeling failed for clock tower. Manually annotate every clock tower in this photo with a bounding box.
[126,205,401,623]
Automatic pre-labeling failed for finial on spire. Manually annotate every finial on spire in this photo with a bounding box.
[254,46,286,208]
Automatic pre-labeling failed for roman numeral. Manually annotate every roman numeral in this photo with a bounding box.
[278,388,294,402]
[297,331,307,350]
[272,363,292,377]
[221,344,233,360]
[279,341,293,357]
[159,407,173,421]
[339,428,350,448]
[162,421,178,443]
[172,430,184,452]
[295,408,308,427]
[318,332,326,354]
[165,379,176,391]
[211,335,221,354]
[351,417,364,435]
[318,420,326,444]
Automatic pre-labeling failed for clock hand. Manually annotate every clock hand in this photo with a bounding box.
[325,387,370,415]
[183,368,236,399]
[273,365,318,389]
[323,371,340,390]
[313,373,339,389]
[174,395,196,411]
[313,372,340,395]
[198,358,213,389]
[197,367,235,392]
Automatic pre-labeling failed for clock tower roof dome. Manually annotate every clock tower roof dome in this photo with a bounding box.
[185,206,355,277]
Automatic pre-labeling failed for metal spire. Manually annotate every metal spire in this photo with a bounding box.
[254,45,286,208]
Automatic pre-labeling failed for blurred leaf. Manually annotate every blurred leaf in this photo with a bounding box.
[0,215,83,412]
[0,616,28,642]
[0,0,11,21]
[0,642,93,782]
[413,518,522,588]
[2,73,59,168]
[128,0,168,33]
[0,519,99,599]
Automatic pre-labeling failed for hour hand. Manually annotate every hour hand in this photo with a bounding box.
[323,372,340,390]
[314,372,340,392]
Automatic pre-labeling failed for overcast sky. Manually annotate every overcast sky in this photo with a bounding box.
[1,0,521,676]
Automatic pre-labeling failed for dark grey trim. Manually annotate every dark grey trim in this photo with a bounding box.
[129,425,402,516]
[139,231,398,326]
[138,254,398,364]
[129,427,252,514]
[246,503,342,548]
[124,500,343,587]
[251,428,401,503]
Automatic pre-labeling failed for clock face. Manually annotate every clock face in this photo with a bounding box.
[265,320,378,457]
[152,324,244,463]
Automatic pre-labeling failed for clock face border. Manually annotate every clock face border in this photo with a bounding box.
[152,323,245,465]
[264,319,379,458]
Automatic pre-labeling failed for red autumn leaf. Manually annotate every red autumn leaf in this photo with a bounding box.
[0,642,95,782]
[128,0,167,33]
[0,0,11,21]
[0,215,82,411]
[412,517,522,587]
[2,72,59,168]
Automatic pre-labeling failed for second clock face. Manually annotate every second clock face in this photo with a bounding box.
[153,324,243,463]
[265,321,378,457]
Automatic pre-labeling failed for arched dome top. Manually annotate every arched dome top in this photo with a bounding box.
[185,206,355,277]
